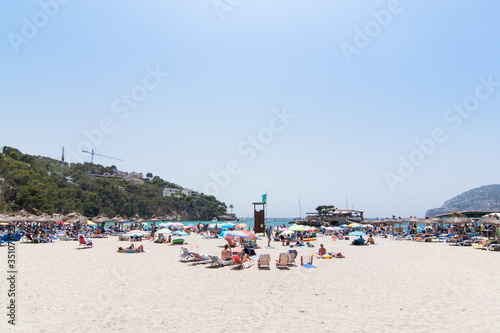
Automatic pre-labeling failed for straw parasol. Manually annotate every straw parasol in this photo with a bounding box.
[444,212,470,225]
[481,215,500,225]
[0,214,14,223]
[480,215,500,239]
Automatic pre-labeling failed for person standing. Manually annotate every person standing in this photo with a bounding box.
[266,226,272,247]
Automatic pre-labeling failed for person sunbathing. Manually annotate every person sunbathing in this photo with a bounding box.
[331,252,345,258]
[241,253,253,263]
[118,244,145,253]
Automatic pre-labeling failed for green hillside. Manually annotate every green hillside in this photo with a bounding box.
[0,146,227,220]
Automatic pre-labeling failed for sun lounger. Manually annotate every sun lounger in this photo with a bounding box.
[487,243,500,251]
[276,253,290,269]
[180,247,193,259]
[472,238,493,250]
[258,254,271,269]
[0,233,23,245]
[207,255,232,268]
[179,248,208,262]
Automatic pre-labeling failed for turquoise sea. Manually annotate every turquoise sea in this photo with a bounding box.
[102,217,294,229]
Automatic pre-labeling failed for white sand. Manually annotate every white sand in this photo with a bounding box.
[1,234,500,332]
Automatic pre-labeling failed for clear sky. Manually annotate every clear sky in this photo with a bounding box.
[2,0,500,219]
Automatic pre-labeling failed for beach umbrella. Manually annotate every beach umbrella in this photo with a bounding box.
[86,220,96,226]
[482,213,500,218]
[480,216,500,239]
[155,229,172,234]
[339,224,349,228]
[172,222,184,227]
[93,216,112,223]
[159,223,170,228]
[281,230,295,235]
[236,223,248,229]
[289,225,306,232]
[348,231,368,237]
[33,215,54,224]
[124,230,150,236]
[348,223,360,228]
[242,230,258,240]
[226,230,251,238]
[303,227,315,232]
[404,217,421,223]
[0,214,15,223]
[481,216,500,225]
[173,231,189,236]
[444,216,470,225]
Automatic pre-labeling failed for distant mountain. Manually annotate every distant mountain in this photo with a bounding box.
[425,184,500,217]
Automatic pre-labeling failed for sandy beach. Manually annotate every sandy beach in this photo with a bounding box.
[1,234,500,333]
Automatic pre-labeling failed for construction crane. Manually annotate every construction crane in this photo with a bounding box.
[82,149,124,179]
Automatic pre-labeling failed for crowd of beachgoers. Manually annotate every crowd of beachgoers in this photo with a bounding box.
[2,215,499,268]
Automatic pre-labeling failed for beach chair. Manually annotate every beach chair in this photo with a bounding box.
[180,249,208,263]
[0,234,9,245]
[188,253,211,266]
[0,233,23,244]
[77,234,93,249]
[301,255,313,266]
[276,253,290,269]
[207,256,232,268]
[484,240,499,251]
[258,254,271,269]
[487,243,500,251]
[287,250,298,266]
[231,255,243,269]
[180,247,193,259]
[191,253,209,261]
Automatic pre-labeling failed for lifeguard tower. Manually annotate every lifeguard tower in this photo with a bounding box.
[253,202,266,235]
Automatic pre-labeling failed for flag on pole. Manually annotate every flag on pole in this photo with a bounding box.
[62,147,65,163]
[262,193,267,204]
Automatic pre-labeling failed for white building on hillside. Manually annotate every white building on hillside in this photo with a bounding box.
[163,188,180,197]
[182,189,200,197]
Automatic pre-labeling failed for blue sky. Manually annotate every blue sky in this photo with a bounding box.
[1,0,500,218]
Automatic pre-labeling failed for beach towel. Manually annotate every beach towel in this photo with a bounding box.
[302,263,316,269]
